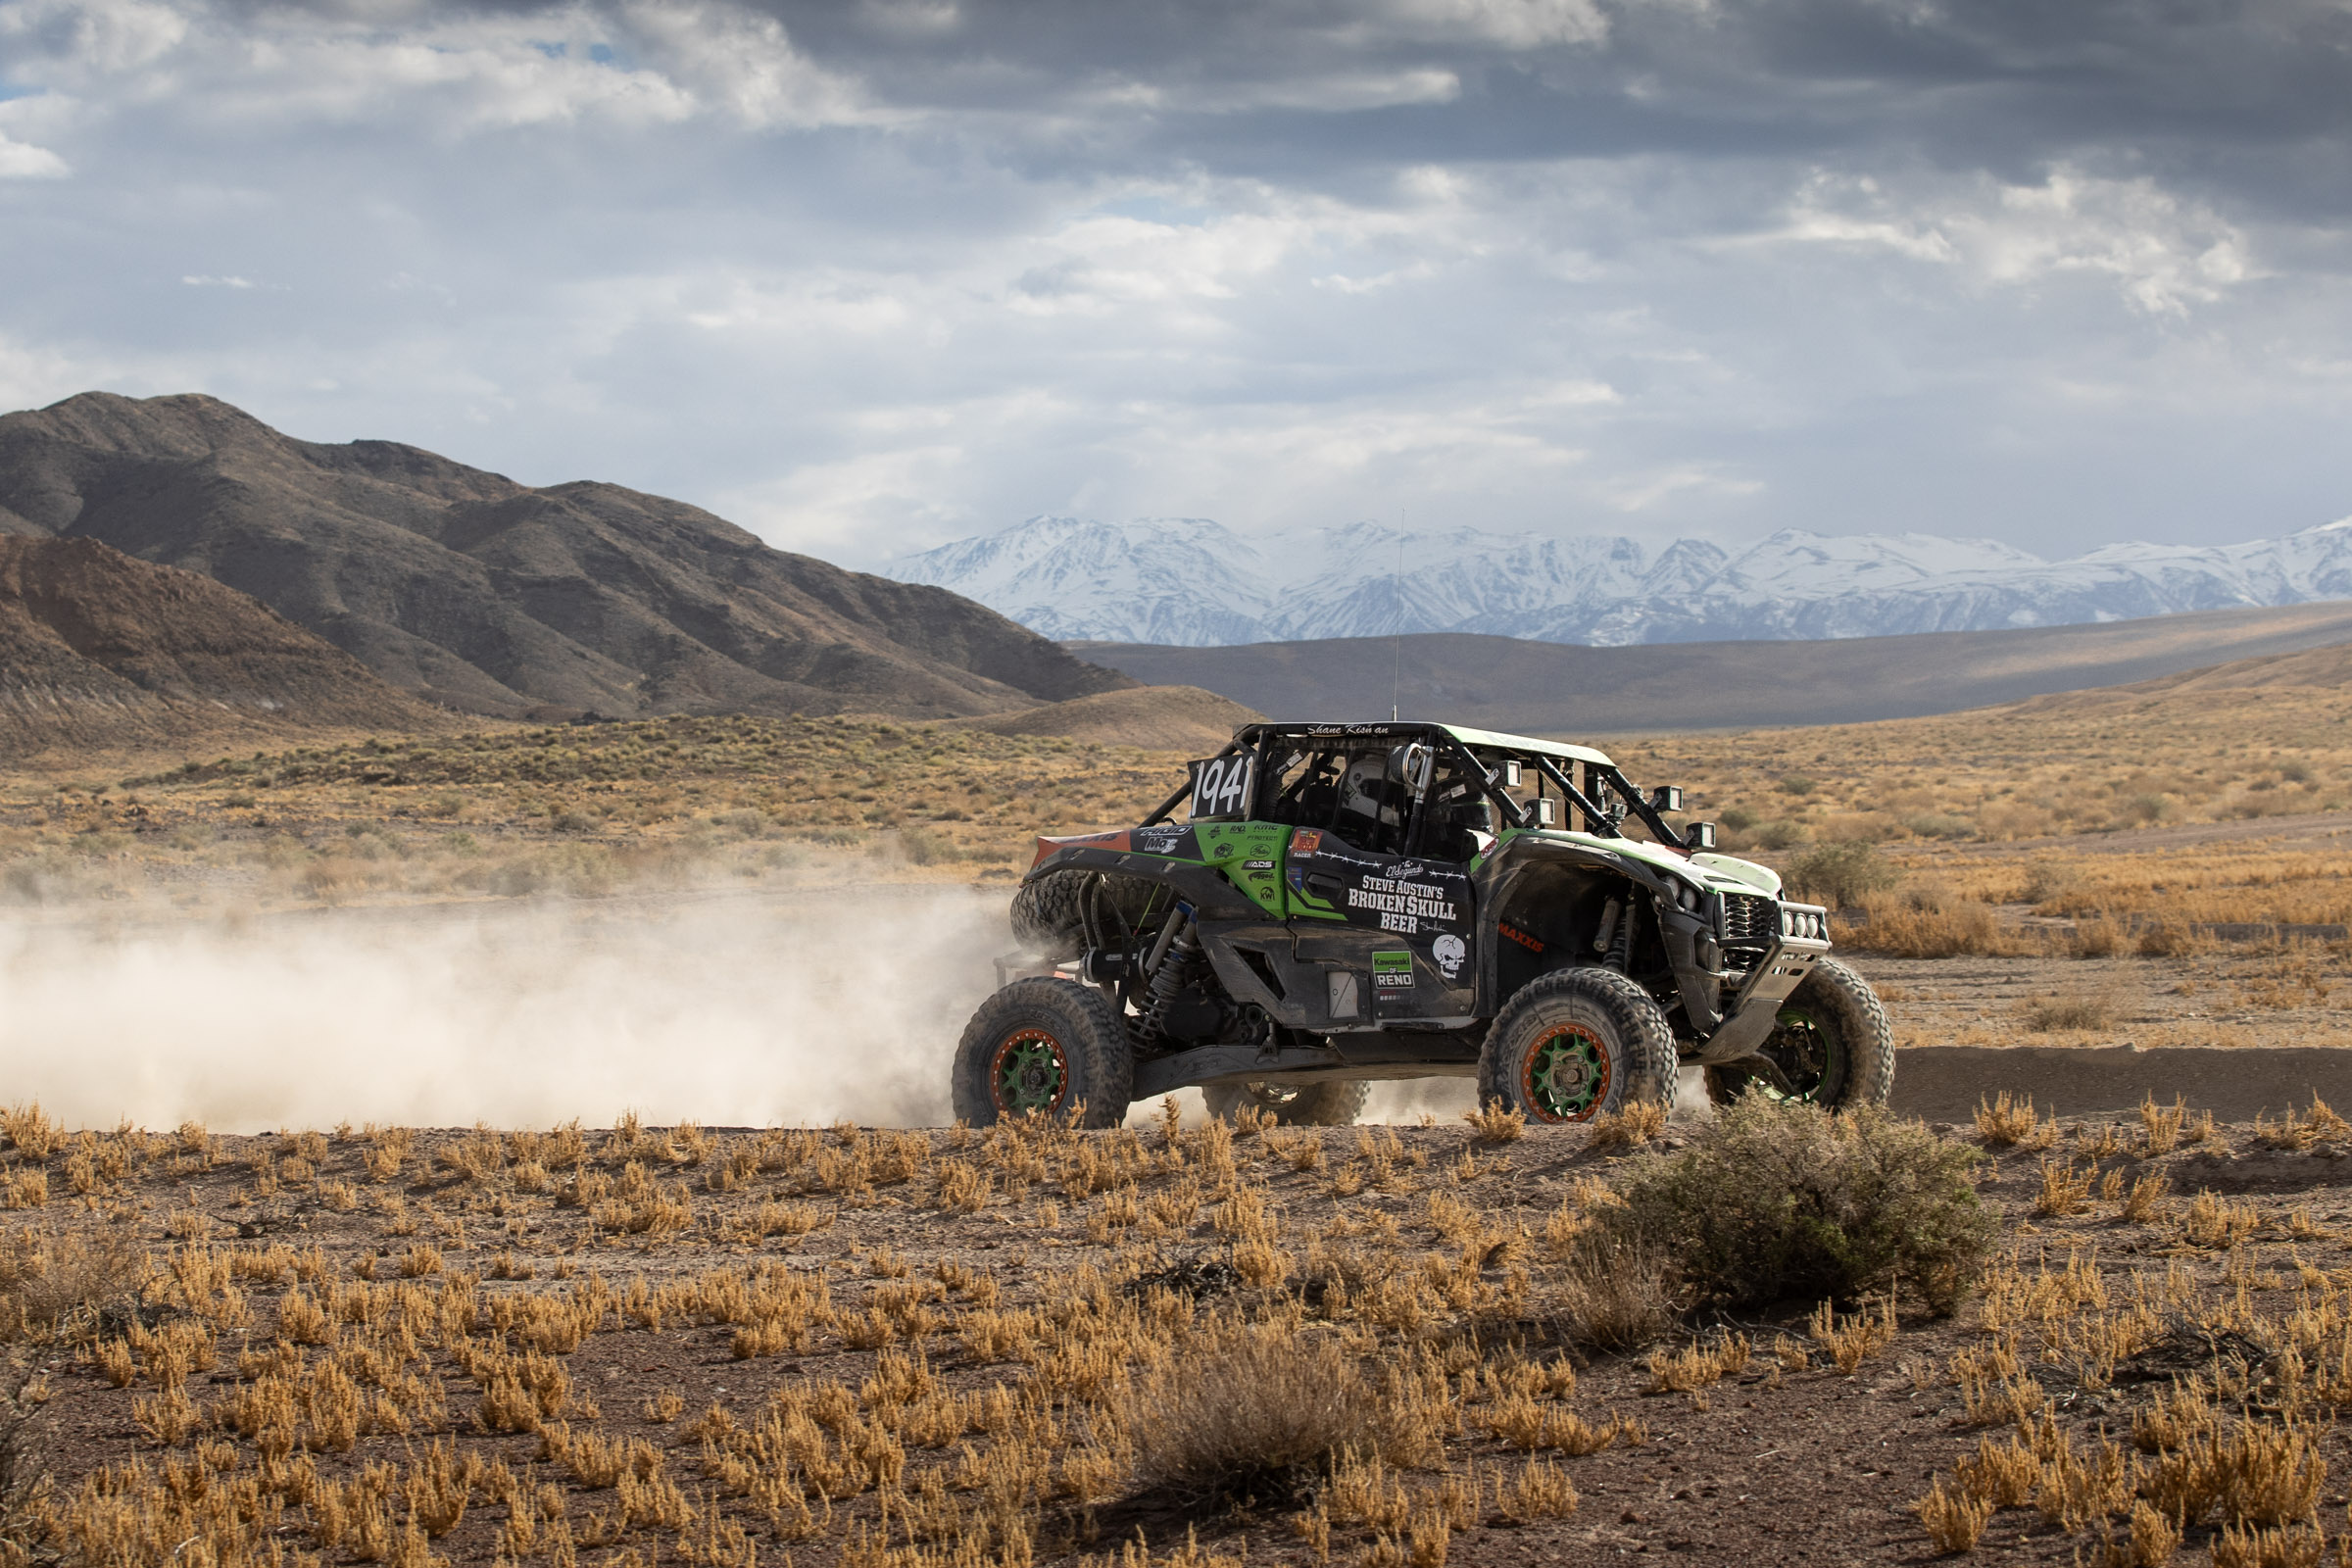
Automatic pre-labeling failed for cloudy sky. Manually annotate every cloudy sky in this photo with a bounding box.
[2,0,2349,567]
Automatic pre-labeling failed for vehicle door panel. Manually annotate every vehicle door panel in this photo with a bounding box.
[1282,827,1476,1021]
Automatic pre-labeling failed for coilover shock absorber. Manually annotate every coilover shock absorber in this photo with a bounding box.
[1133,905,1198,1049]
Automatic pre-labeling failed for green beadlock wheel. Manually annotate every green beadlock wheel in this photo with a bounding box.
[1523,1025,1612,1121]
[991,1029,1068,1116]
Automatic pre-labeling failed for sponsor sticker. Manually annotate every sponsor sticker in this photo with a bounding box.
[1244,859,1275,870]
[1134,825,1190,856]
[1344,880,1458,924]
[1499,922,1545,954]
[1291,828,1323,856]
[1433,933,1467,981]
[1373,950,1414,989]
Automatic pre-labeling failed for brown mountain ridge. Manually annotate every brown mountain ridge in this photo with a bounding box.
[0,536,448,757]
[0,392,1130,722]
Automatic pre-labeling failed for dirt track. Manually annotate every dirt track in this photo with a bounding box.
[1888,1045,2352,1123]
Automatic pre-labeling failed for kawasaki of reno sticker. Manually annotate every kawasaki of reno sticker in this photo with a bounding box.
[1373,950,1414,989]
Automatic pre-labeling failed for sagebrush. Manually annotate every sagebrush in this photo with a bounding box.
[1608,1096,1994,1312]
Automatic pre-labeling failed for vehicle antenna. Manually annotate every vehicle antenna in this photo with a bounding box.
[1391,521,1403,722]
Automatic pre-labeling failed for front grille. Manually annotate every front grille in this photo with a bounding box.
[1719,893,1777,947]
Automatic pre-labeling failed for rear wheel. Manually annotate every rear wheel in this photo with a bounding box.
[1008,870,1162,960]
[1477,967,1678,1124]
[953,977,1134,1128]
[1703,956,1894,1111]
[1200,1080,1367,1127]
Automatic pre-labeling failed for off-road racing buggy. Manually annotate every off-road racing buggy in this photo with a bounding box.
[953,721,1893,1129]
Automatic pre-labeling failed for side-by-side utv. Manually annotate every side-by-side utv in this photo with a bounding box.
[952,720,1892,1127]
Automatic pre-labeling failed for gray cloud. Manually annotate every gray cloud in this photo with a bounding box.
[0,0,2347,570]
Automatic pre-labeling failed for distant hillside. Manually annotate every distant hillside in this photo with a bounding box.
[0,393,1131,721]
[1078,599,2352,735]
[0,536,445,756]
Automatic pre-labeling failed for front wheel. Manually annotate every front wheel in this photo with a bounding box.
[1477,967,1678,1124]
[1703,956,1894,1110]
[953,978,1134,1128]
[1200,1080,1367,1127]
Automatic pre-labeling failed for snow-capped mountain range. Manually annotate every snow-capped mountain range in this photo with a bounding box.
[885,515,2352,647]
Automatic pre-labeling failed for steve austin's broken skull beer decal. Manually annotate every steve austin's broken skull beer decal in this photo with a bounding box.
[1287,828,1476,1017]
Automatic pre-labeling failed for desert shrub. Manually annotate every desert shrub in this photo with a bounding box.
[1717,807,1755,832]
[1976,801,2054,840]
[1547,1229,1678,1350]
[0,1225,145,1341]
[1606,1097,1995,1313]
[1838,883,2022,958]
[2135,920,2212,958]
[0,1367,45,1564]
[1778,775,1815,796]
[1747,819,1808,851]
[1782,841,1899,907]
[2021,992,2118,1032]
[1126,1324,1385,1501]
[899,826,958,866]
[1901,812,1975,840]
[1815,811,1901,844]
[2066,914,2127,957]
[2020,858,2080,906]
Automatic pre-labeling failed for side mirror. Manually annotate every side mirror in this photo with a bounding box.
[1649,785,1685,812]
[1534,798,1557,827]
[1388,743,1433,793]
[1687,821,1717,851]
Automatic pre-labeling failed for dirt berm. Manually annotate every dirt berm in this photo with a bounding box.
[1889,1044,2352,1123]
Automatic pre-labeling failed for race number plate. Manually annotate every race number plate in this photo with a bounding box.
[1188,754,1257,820]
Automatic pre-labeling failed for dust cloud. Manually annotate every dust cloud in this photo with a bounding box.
[0,884,1004,1134]
[0,880,1506,1134]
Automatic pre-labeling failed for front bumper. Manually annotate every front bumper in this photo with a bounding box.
[1692,900,1834,1064]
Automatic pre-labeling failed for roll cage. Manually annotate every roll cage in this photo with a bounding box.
[1139,720,1697,856]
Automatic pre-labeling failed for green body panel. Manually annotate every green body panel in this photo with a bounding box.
[1193,820,1292,918]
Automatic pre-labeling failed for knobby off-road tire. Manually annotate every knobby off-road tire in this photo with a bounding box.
[953,977,1135,1128]
[1477,966,1679,1124]
[1200,1080,1368,1127]
[1703,956,1895,1111]
[1008,870,1161,960]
